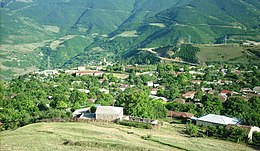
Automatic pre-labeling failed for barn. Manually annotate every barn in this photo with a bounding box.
[95,106,124,121]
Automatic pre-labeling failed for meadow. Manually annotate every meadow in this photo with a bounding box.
[196,44,259,64]
[1,122,258,151]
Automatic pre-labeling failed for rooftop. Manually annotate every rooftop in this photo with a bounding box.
[96,106,123,115]
[197,114,240,125]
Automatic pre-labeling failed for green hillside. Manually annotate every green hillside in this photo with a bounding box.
[1,0,260,78]
[1,122,258,151]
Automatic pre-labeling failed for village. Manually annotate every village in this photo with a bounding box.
[29,58,260,143]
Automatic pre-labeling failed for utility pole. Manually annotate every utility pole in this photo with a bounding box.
[188,35,191,44]
[224,35,227,46]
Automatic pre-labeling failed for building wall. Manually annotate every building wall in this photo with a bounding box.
[196,120,219,126]
[96,111,123,121]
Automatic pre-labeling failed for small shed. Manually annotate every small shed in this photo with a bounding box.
[96,106,124,121]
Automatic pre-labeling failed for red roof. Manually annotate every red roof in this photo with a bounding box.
[221,90,231,94]
[168,111,194,119]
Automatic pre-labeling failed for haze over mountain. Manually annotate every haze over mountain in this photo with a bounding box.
[1,0,260,78]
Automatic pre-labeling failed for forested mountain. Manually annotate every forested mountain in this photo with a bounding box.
[1,0,260,78]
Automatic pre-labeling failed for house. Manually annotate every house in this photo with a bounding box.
[196,114,241,126]
[37,70,59,76]
[120,84,128,91]
[95,106,124,121]
[75,70,104,77]
[75,71,95,76]
[99,79,106,83]
[182,91,196,99]
[253,86,260,94]
[150,88,158,95]
[100,88,109,94]
[208,90,216,95]
[65,70,78,75]
[218,94,228,102]
[153,83,160,87]
[192,80,202,85]
[201,88,212,93]
[93,71,104,77]
[221,90,232,97]
[95,66,103,71]
[72,81,82,85]
[73,108,94,119]
[189,71,204,75]
[77,89,90,94]
[240,88,254,94]
[168,111,194,119]
[88,99,97,103]
[174,98,186,104]
[146,81,154,87]
[78,66,86,71]
[150,95,168,102]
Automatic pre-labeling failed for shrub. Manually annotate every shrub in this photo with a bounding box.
[186,124,199,137]
[252,132,260,146]
[118,120,152,129]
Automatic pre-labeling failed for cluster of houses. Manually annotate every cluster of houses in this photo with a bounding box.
[32,63,260,140]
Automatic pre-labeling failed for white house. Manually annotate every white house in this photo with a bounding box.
[78,66,86,71]
[77,89,90,94]
[150,95,168,102]
[100,88,109,94]
[95,106,124,121]
[146,81,154,87]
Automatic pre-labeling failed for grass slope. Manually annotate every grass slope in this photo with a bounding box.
[196,44,260,64]
[0,122,258,151]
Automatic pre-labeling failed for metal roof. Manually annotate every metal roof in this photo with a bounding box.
[197,114,240,125]
[96,106,123,115]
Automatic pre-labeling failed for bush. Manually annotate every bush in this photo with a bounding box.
[226,126,248,143]
[186,124,199,137]
[118,120,152,129]
[252,132,260,146]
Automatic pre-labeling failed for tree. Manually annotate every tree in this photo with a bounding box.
[96,93,114,106]
[222,97,250,119]
[117,87,166,119]
[69,90,87,106]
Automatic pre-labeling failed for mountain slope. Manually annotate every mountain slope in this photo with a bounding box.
[64,0,260,67]
[1,0,260,78]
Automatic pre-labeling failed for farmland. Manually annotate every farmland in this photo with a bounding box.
[1,122,258,151]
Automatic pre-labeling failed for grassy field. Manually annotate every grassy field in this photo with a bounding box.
[196,44,260,64]
[1,122,258,151]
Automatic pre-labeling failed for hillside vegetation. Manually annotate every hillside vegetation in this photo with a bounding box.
[1,0,260,79]
[1,122,258,151]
